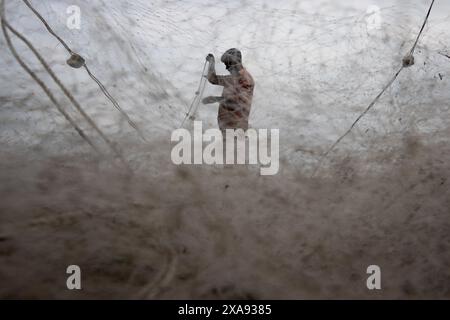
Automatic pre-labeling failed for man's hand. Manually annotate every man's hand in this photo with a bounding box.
[202,96,222,104]
[206,53,215,63]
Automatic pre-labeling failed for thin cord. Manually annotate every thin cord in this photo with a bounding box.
[192,64,209,118]
[0,0,99,153]
[311,0,436,177]
[22,0,73,54]
[180,60,209,128]
[22,0,147,142]
[311,66,404,177]
[84,64,148,142]
[409,0,435,55]
[4,22,128,165]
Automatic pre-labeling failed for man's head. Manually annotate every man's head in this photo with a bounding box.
[221,48,242,72]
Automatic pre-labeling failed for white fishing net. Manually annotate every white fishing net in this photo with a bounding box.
[0,0,449,299]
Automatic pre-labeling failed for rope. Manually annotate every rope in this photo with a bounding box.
[2,0,132,170]
[3,21,128,165]
[311,66,404,177]
[22,0,147,142]
[84,64,148,142]
[0,0,99,154]
[311,0,436,177]
[409,0,435,55]
[180,60,209,128]
[22,0,73,54]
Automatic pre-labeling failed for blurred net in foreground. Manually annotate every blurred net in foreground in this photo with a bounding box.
[1,0,450,300]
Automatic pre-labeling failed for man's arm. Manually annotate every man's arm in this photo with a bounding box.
[206,54,219,85]
[205,53,231,86]
[202,96,223,104]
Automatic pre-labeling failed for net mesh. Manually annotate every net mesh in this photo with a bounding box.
[1,0,450,299]
[1,0,449,173]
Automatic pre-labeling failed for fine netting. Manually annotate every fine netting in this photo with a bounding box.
[1,0,449,174]
[1,0,450,299]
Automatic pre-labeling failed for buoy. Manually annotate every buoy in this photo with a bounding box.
[67,53,85,68]
[402,54,415,68]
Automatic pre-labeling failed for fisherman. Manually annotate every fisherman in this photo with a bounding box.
[202,49,255,132]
